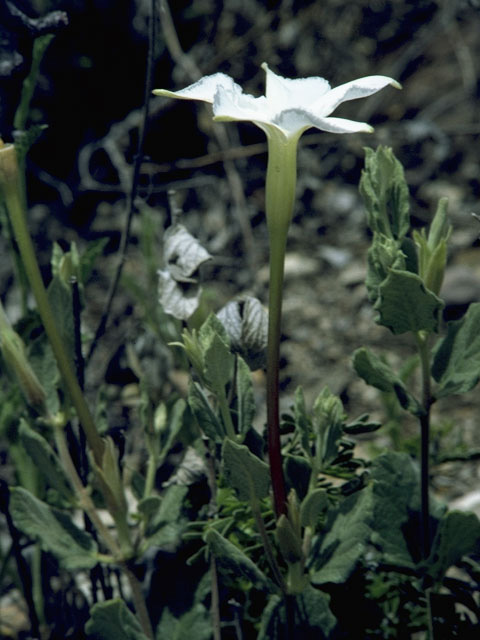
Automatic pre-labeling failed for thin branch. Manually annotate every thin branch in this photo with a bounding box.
[86,0,157,364]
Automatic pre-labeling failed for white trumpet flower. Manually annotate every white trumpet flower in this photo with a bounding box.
[154,63,401,142]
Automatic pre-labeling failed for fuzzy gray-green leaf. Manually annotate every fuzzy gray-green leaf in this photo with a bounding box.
[86,599,149,640]
[235,356,256,436]
[375,269,444,335]
[10,487,98,569]
[221,438,270,502]
[360,146,410,240]
[432,302,480,397]
[188,380,224,441]
[353,347,422,415]
[205,528,273,591]
[19,420,74,502]
[426,510,480,582]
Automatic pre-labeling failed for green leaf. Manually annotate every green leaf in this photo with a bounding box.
[155,604,211,640]
[47,275,75,361]
[367,452,424,565]
[204,333,234,394]
[79,237,109,284]
[300,489,329,528]
[312,452,426,585]
[359,146,410,240]
[365,233,406,304]
[198,313,230,351]
[432,303,480,397]
[18,420,74,502]
[235,356,256,436]
[275,514,303,563]
[312,388,345,469]
[221,438,270,502]
[343,414,382,435]
[294,386,310,456]
[426,510,480,583]
[353,347,422,415]
[188,380,224,441]
[28,334,60,415]
[374,269,444,335]
[311,486,374,585]
[258,587,336,640]
[144,484,189,548]
[86,599,149,640]
[158,398,186,465]
[10,487,98,569]
[284,455,312,501]
[205,528,273,591]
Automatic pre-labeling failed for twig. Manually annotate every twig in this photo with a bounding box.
[86,0,157,364]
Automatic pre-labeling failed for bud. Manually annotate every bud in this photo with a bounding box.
[275,513,303,564]
[52,241,81,289]
[413,197,451,296]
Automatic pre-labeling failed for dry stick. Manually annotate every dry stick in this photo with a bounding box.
[86,0,156,364]
[159,0,256,270]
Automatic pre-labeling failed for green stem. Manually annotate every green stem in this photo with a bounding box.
[143,449,158,500]
[264,131,298,518]
[14,35,54,133]
[0,144,104,465]
[122,564,155,640]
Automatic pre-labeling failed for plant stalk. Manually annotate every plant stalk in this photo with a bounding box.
[266,230,288,518]
[264,131,298,518]
[0,142,104,465]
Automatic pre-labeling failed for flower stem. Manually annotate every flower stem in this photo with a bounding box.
[264,132,298,518]
[266,229,288,518]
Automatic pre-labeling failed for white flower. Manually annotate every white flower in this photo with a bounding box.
[154,63,401,142]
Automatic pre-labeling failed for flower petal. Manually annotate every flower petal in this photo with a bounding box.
[213,86,271,123]
[262,62,330,111]
[153,73,240,104]
[276,109,374,134]
[312,75,402,116]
